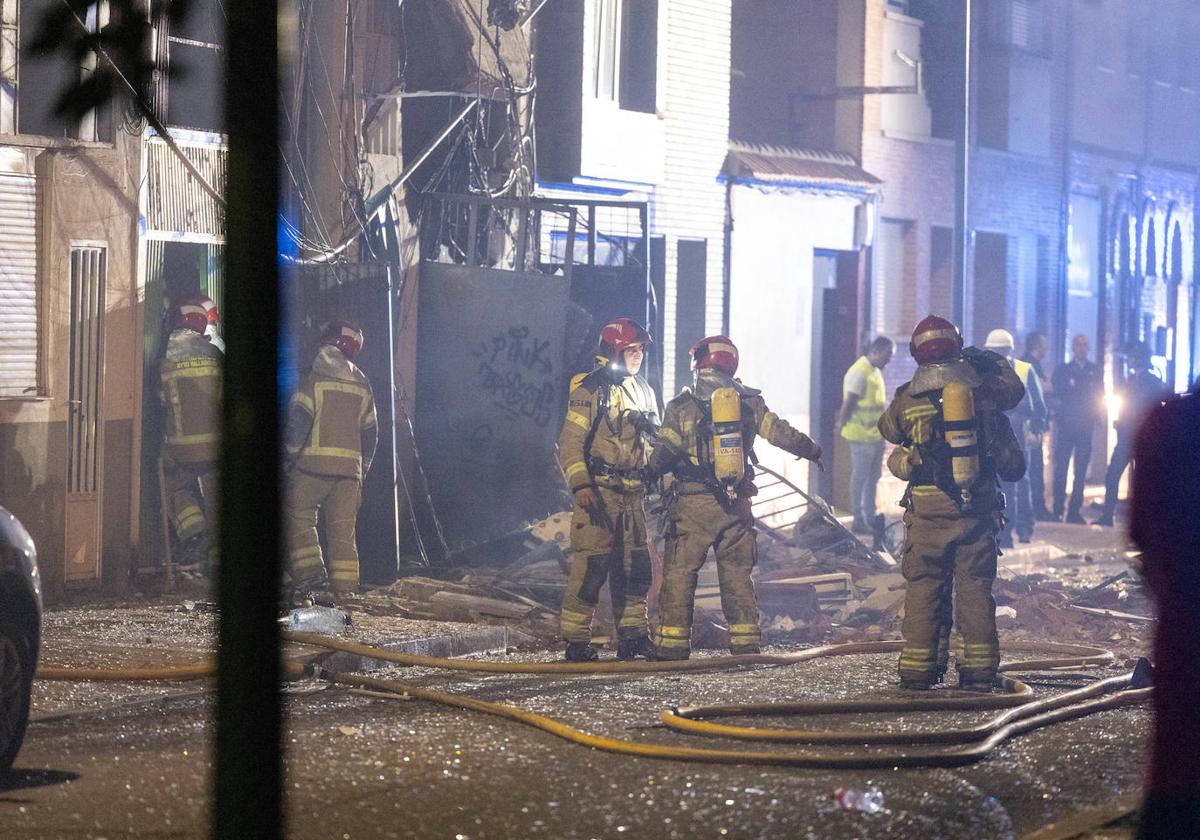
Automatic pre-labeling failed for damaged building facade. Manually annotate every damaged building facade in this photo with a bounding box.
[2,0,1199,595]
[0,0,143,596]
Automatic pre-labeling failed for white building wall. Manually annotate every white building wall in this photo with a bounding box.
[655,0,732,396]
[728,184,861,493]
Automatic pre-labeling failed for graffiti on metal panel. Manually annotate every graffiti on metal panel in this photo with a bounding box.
[472,326,556,427]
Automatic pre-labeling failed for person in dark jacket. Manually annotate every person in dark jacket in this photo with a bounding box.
[1050,334,1104,523]
[1095,343,1170,526]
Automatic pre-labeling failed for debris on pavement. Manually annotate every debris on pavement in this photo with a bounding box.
[832,786,886,814]
[1068,605,1154,623]
[317,505,1154,656]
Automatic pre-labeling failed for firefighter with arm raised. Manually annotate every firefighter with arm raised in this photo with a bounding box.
[647,336,822,660]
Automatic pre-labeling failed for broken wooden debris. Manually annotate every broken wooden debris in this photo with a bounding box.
[1068,605,1154,623]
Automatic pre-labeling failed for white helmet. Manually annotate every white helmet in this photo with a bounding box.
[984,328,1015,354]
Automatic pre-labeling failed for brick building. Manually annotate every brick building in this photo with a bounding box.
[735,0,1200,505]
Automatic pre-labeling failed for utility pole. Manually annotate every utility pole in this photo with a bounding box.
[216,0,284,836]
[952,0,972,336]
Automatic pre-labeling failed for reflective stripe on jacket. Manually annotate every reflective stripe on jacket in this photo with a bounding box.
[841,355,885,443]
[557,370,659,493]
[160,329,222,463]
[650,371,818,493]
[287,346,378,479]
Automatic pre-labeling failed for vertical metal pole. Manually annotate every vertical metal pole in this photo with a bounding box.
[466,201,479,266]
[953,0,972,334]
[386,265,402,574]
[565,206,578,282]
[216,0,282,836]
[587,204,597,266]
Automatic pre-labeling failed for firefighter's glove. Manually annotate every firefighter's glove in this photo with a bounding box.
[887,445,919,481]
[963,346,1005,376]
[626,410,660,440]
[575,487,613,530]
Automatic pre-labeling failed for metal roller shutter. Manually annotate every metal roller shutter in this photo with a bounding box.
[0,171,38,396]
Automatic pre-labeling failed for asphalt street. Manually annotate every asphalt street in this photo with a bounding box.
[5,647,1149,839]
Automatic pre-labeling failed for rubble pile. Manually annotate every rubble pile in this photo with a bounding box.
[341,573,561,646]
[993,570,1151,655]
[341,506,1152,657]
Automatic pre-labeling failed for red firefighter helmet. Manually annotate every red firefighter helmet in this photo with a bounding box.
[174,294,218,335]
[691,335,739,376]
[599,318,652,358]
[321,320,365,360]
[910,315,963,365]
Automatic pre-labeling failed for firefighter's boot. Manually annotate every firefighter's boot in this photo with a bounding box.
[565,642,599,663]
[616,636,654,661]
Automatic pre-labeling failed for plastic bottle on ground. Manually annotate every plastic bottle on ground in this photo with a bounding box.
[280,605,350,635]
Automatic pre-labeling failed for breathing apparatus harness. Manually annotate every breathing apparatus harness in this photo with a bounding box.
[576,363,658,486]
[902,382,1006,517]
[670,385,760,509]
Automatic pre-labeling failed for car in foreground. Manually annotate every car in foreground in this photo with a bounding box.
[0,507,40,772]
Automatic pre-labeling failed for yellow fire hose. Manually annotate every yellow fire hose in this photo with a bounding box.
[321,668,1150,769]
[32,634,1147,768]
[35,660,305,681]
[661,666,1151,744]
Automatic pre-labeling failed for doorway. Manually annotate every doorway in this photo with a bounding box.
[813,250,863,503]
[64,245,107,584]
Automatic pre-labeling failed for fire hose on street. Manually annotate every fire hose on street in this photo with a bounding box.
[33,636,1152,769]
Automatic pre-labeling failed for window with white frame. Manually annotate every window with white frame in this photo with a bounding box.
[0,0,15,133]
[590,0,657,113]
[0,171,39,396]
[874,219,912,339]
[592,0,618,101]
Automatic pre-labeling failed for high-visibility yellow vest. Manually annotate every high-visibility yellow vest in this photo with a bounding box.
[840,355,885,443]
[289,347,378,479]
[1012,358,1032,386]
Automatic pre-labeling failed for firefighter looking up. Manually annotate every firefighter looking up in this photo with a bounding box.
[557,318,660,662]
[648,336,821,660]
[160,294,222,570]
[285,321,378,595]
[879,315,1025,691]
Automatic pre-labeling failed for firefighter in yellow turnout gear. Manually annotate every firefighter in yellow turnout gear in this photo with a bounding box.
[879,316,1026,691]
[557,318,660,662]
[160,294,222,569]
[285,321,378,594]
[648,336,822,660]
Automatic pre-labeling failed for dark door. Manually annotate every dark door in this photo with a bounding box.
[674,239,708,392]
[814,250,863,502]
